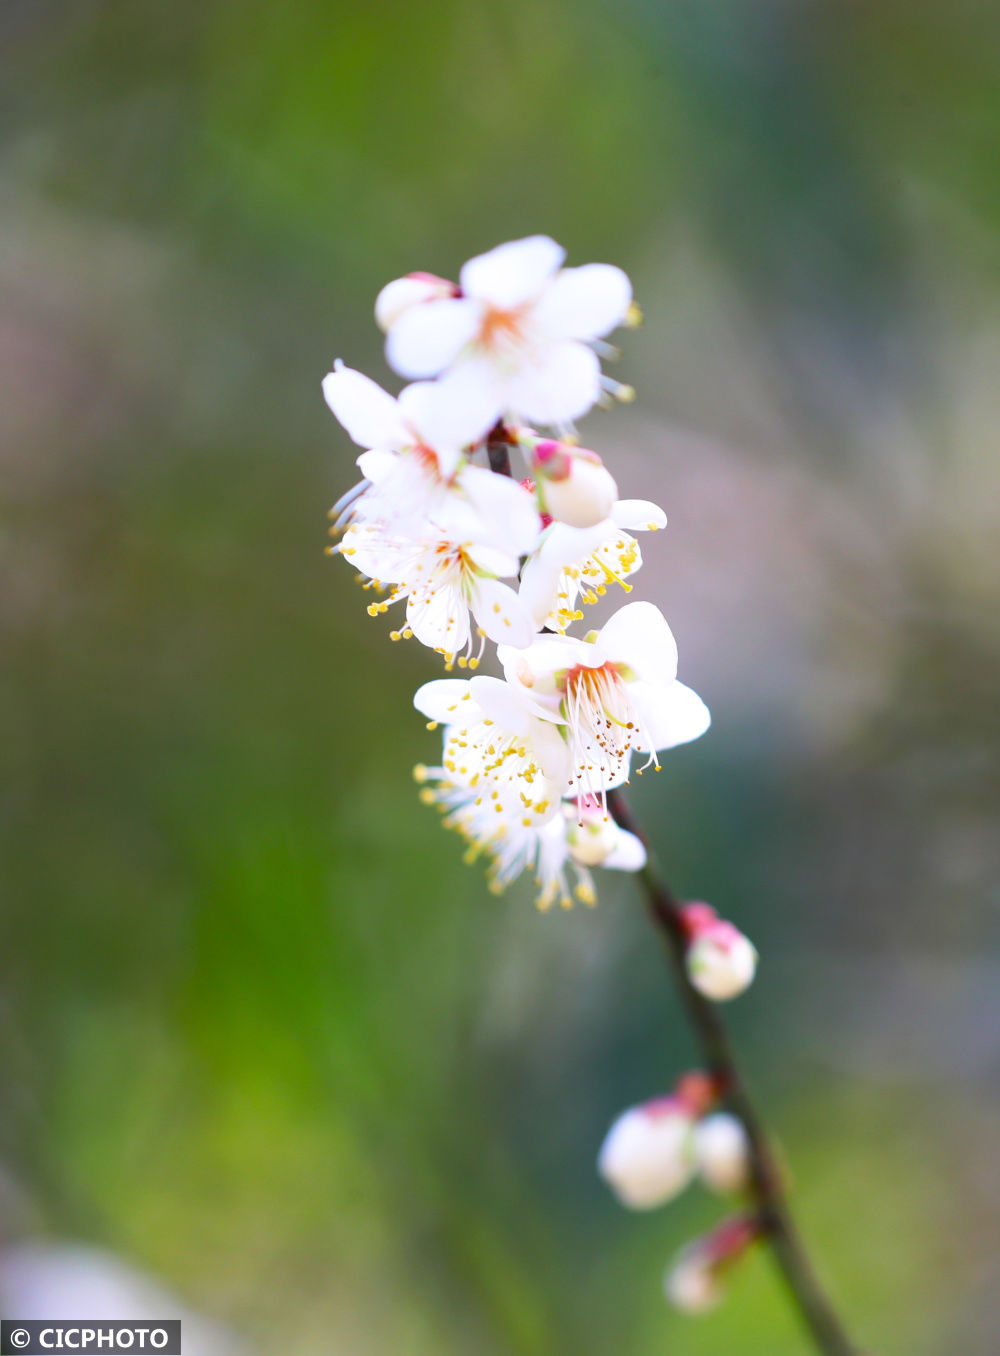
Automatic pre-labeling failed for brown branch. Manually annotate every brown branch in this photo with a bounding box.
[607,787,858,1356]
[483,422,854,1350]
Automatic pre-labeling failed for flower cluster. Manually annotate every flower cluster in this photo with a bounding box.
[325,235,711,911]
[326,236,770,1316]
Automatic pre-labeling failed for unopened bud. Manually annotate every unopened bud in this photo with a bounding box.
[528,440,618,529]
[375,272,457,331]
[664,1215,759,1314]
[565,798,619,866]
[694,1112,750,1194]
[598,1097,696,1210]
[681,903,758,1002]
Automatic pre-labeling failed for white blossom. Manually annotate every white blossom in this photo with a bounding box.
[496,601,711,800]
[323,361,503,530]
[337,496,538,663]
[412,684,645,908]
[519,496,667,633]
[382,235,633,436]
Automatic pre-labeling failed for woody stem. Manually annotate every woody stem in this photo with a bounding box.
[606,787,857,1356]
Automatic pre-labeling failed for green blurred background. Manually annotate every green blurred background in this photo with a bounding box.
[2,1,999,1351]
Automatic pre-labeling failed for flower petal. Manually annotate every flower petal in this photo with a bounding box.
[460,466,541,556]
[355,449,398,482]
[518,521,611,626]
[429,358,507,448]
[505,340,601,425]
[459,235,565,309]
[395,381,466,476]
[603,828,647,872]
[594,601,678,684]
[630,680,711,752]
[467,674,532,734]
[611,498,667,532]
[322,362,408,449]
[531,263,632,340]
[385,297,482,378]
[471,577,536,648]
[413,678,482,724]
[406,584,470,656]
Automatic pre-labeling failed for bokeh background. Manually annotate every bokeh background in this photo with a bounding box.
[3,1,1000,1351]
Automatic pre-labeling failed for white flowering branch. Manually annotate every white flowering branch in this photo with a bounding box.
[323,235,857,1350]
[606,787,857,1354]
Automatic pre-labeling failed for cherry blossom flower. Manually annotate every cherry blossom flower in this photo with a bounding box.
[412,685,645,907]
[323,361,504,531]
[336,496,538,663]
[495,601,711,800]
[519,497,667,633]
[382,235,633,435]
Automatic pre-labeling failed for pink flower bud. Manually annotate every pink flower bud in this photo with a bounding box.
[374,272,457,332]
[680,902,758,1002]
[527,440,618,528]
[565,796,619,866]
[664,1215,760,1314]
[597,1096,696,1210]
[694,1112,750,1194]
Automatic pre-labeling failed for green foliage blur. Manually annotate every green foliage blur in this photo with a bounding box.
[3,2,1000,1351]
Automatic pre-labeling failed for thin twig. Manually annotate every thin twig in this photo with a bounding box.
[607,787,858,1356]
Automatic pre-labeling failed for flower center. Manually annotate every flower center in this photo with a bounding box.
[479,304,529,359]
[560,661,642,800]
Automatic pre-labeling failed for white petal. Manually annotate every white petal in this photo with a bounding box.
[467,675,532,735]
[413,679,482,724]
[530,716,574,785]
[429,358,507,448]
[630,680,711,752]
[385,297,482,378]
[498,634,586,718]
[459,466,542,556]
[375,274,453,331]
[518,522,609,626]
[471,577,536,648]
[594,601,678,684]
[461,539,521,579]
[505,340,601,425]
[531,263,632,340]
[406,584,470,655]
[355,448,399,482]
[322,363,408,449]
[517,546,567,628]
[611,498,667,532]
[396,381,465,476]
[602,828,647,872]
[459,235,565,309]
